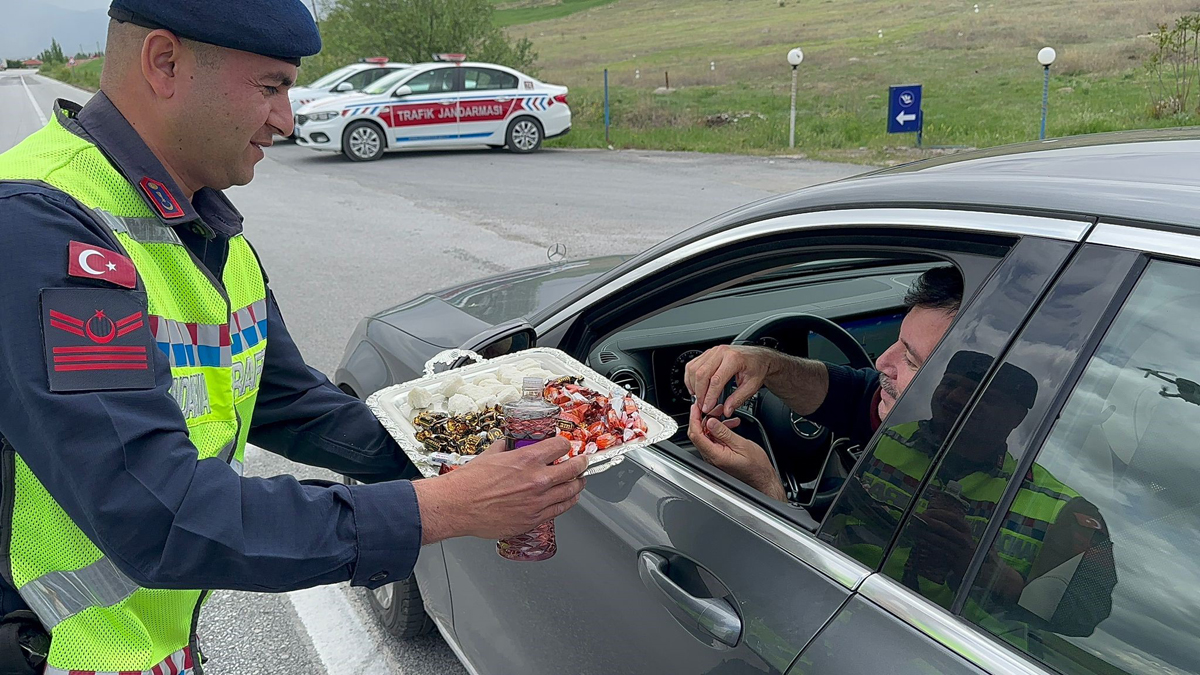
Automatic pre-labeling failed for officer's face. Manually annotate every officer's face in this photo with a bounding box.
[874,306,957,421]
[170,46,296,189]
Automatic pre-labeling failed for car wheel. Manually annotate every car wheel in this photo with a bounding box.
[343,121,386,162]
[366,574,437,638]
[506,117,543,154]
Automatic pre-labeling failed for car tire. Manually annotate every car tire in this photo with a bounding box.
[343,121,386,162]
[341,472,437,638]
[506,117,543,154]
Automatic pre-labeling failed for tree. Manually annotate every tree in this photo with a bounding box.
[37,38,66,65]
[308,0,535,80]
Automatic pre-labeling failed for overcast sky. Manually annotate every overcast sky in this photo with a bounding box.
[43,0,111,9]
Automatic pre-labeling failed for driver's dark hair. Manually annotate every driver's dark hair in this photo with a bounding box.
[904,266,963,313]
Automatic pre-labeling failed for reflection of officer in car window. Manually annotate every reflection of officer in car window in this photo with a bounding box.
[844,353,1117,637]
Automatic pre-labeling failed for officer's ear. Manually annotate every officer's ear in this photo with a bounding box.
[141,29,185,99]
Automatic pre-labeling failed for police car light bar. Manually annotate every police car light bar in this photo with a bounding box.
[433,53,467,63]
[361,57,389,64]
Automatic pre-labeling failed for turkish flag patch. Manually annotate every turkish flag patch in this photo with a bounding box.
[140,176,185,219]
[67,241,137,289]
[41,288,156,392]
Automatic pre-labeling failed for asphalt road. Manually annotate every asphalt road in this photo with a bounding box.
[0,69,864,674]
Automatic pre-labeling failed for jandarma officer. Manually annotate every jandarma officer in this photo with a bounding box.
[0,2,588,673]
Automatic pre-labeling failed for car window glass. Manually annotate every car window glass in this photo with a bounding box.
[867,245,1134,614]
[363,68,415,95]
[818,239,1080,569]
[964,260,1200,675]
[463,68,518,91]
[341,68,378,90]
[308,65,359,90]
[361,68,394,86]
[401,69,456,95]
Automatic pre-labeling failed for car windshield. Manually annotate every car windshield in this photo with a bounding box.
[364,68,416,95]
[306,65,362,90]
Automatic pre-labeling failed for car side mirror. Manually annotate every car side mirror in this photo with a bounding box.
[334,81,354,92]
[461,321,537,365]
[393,85,413,98]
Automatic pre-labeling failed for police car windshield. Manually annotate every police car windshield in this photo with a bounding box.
[308,65,362,90]
[364,68,416,95]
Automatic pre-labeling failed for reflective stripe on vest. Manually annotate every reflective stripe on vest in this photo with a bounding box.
[17,556,138,631]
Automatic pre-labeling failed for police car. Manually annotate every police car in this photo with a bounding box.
[288,59,411,117]
[293,56,570,161]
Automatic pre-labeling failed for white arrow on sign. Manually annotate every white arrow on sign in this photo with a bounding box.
[895,111,917,125]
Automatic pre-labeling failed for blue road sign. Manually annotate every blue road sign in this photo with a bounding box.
[888,84,923,134]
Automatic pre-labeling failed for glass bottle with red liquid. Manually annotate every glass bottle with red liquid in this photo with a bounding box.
[497,377,561,561]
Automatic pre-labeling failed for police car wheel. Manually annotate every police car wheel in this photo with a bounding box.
[343,121,385,162]
[366,575,436,638]
[507,117,543,153]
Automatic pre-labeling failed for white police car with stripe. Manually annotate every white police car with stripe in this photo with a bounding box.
[293,56,570,161]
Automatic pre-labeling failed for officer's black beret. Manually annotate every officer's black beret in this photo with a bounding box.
[945,350,1039,410]
[108,0,321,66]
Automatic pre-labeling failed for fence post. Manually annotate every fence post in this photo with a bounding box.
[604,69,610,146]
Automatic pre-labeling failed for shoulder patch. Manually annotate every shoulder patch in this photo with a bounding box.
[41,288,156,392]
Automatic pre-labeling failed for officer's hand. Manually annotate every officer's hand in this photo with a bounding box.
[412,437,588,544]
[687,404,786,502]
[912,508,974,577]
[684,345,777,418]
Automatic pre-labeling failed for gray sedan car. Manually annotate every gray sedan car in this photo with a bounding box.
[336,129,1200,675]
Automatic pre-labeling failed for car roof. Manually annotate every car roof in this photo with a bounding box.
[407,61,528,77]
[715,128,1200,233]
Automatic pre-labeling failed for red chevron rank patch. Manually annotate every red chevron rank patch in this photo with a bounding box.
[41,288,156,392]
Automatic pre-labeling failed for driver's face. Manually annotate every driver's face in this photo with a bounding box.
[874,306,957,420]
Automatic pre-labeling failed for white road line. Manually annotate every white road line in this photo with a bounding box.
[20,76,48,126]
[288,584,400,675]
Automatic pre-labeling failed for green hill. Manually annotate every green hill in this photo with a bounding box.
[506,0,1200,162]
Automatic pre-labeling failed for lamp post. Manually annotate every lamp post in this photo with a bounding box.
[1038,47,1056,140]
[787,48,804,149]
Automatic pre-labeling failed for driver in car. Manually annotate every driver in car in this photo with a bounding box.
[683,266,963,502]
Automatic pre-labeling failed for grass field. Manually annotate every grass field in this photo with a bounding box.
[508,0,1200,162]
[40,58,103,92]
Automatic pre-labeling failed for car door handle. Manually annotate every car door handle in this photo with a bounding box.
[496,96,513,102]
[638,551,742,648]
[438,99,456,105]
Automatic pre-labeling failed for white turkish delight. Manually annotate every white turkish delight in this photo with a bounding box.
[407,387,433,410]
[457,384,489,402]
[439,375,466,397]
[447,394,477,416]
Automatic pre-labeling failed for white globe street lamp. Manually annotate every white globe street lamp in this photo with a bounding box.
[1038,47,1056,139]
[787,48,804,148]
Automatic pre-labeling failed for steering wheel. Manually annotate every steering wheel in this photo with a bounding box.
[729,313,872,510]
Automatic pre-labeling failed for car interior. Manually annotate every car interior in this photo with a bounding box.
[583,256,941,519]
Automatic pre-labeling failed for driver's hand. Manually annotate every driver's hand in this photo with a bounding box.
[687,404,787,502]
[685,345,778,418]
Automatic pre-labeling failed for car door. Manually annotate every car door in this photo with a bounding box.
[439,209,1087,675]
[456,67,521,144]
[383,67,460,148]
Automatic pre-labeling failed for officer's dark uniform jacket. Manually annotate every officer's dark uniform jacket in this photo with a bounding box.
[0,94,423,665]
